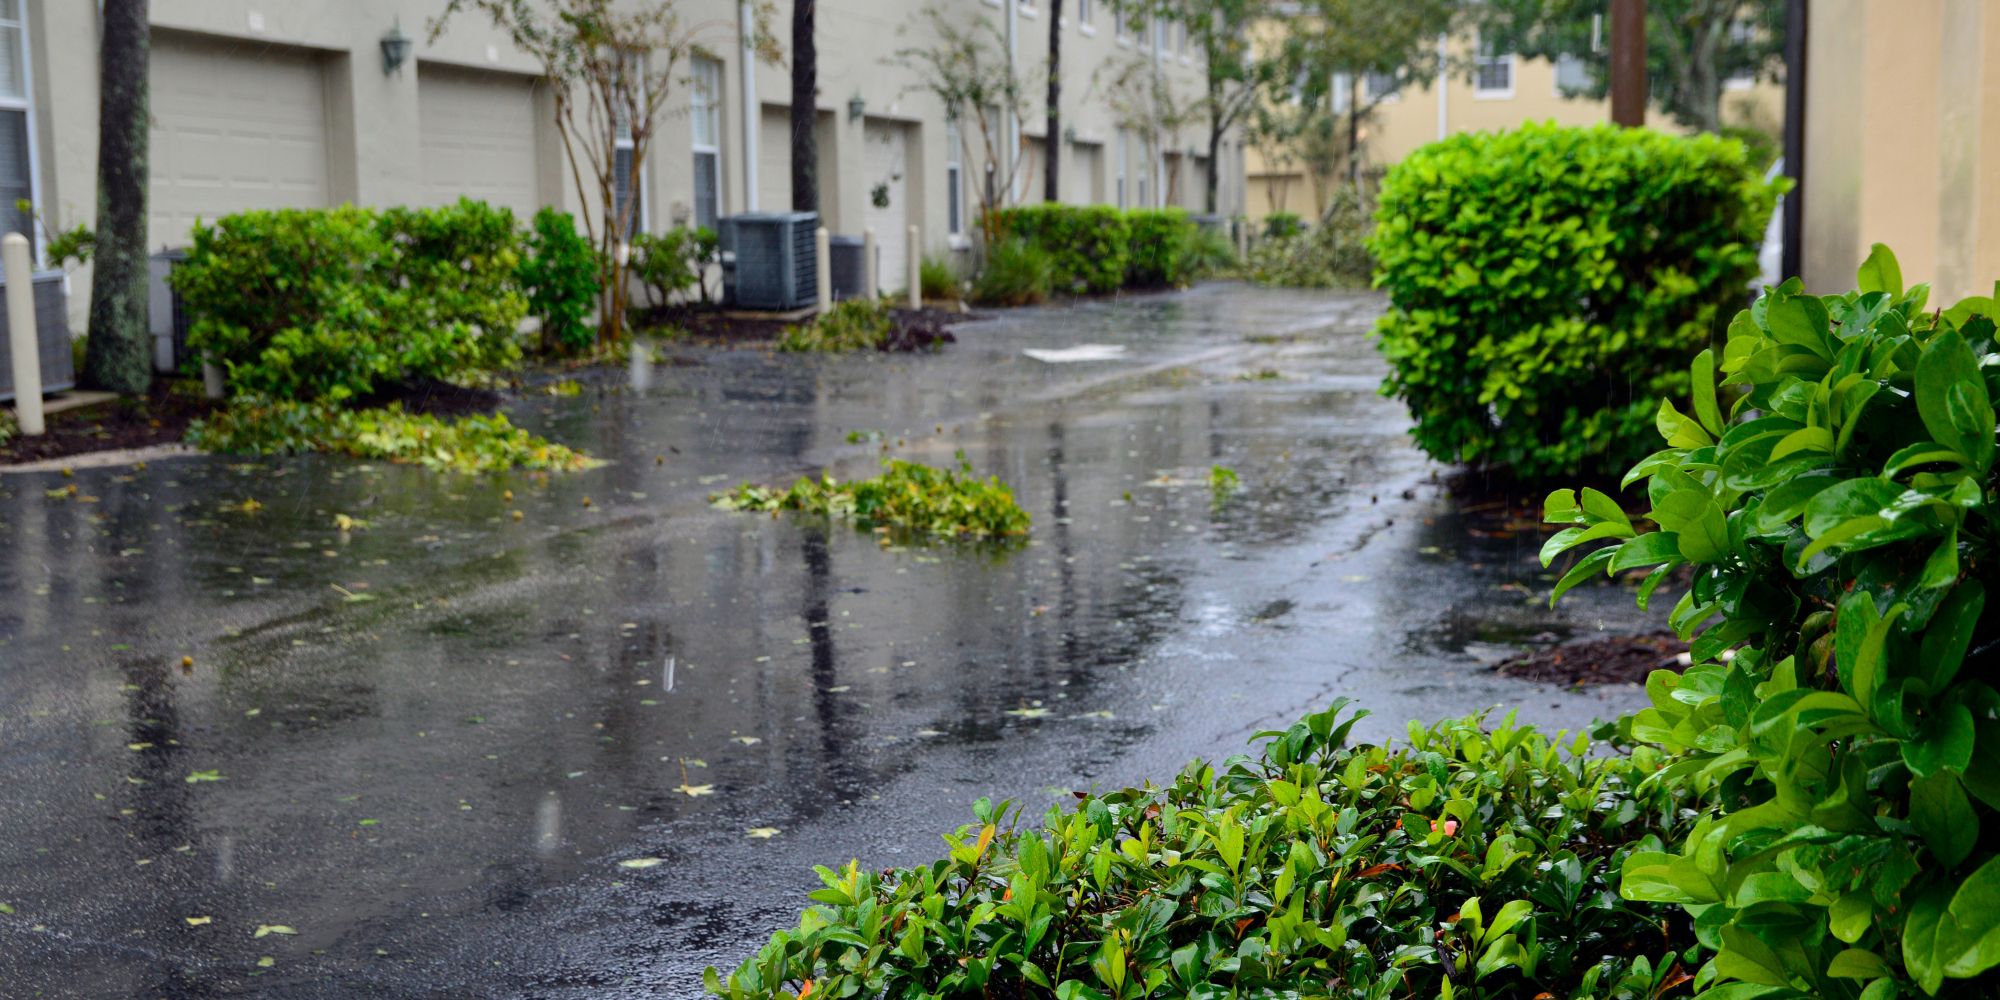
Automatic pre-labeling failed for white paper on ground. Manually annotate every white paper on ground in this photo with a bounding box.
[1022,344,1129,363]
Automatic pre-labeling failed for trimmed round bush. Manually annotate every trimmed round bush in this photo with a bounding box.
[1124,207,1197,287]
[1370,122,1782,480]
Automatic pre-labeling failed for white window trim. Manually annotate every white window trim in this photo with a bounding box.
[1019,1,1038,18]
[1361,74,1400,106]
[1,1,42,263]
[690,57,724,228]
[1474,53,1516,100]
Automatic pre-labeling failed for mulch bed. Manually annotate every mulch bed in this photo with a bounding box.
[1494,630,1688,687]
[0,382,218,467]
[634,302,972,351]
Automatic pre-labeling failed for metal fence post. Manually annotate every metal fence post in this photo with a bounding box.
[4,233,43,436]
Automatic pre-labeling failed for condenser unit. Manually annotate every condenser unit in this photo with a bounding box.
[720,211,818,310]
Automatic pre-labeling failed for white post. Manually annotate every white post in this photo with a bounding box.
[739,2,760,212]
[4,233,43,436]
[861,228,878,301]
[202,360,225,399]
[814,226,831,314]
[1003,0,1018,205]
[906,225,921,310]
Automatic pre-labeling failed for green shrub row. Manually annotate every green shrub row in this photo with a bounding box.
[521,205,601,354]
[632,225,721,310]
[986,205,1208,296]
[174,200,606,401]
[187,397,597,474]
[1371,122,1783,481]
[1546,245,2000,997]
[707,701,1693,999]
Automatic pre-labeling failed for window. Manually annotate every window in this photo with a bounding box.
[1114,6,1128,42]
[945,119,963,237]
[1362,71,1399,104]
[690,56,723,230]
[1176,20,1187,54]
[1473,39,1514,98]
[1554,54,1592,93]
[0,0,36,252]
[1077,0,1092,28]
[1330,72,1351,114]
[612,53,648,237]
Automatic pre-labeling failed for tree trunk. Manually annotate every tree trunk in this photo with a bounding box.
[1345,78,1361,187]
[790,0,818,213]
[82,0,152,396]
[1044,0,1061,203]
[1204,104,1222,215]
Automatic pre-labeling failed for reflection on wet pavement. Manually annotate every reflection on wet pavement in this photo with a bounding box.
[0,284,1654,997]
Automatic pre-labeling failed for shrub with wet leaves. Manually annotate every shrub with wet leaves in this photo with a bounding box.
[713,454,1030,540]
[1544,245,2000,997]
[188,398,597,474]
[706,701,1693,1000]
[778,299,897,353]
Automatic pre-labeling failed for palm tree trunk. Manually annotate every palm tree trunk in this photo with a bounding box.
[791,0,819,213]
[82,0,152,395]
[1044,0,1061,203]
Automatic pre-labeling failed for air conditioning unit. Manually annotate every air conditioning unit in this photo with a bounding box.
[720,211,817,310]
[148,249,191,374]
[0,270,74,403]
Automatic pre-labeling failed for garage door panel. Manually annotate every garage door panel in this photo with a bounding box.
[418,64,542,219]
[149,33,330,248]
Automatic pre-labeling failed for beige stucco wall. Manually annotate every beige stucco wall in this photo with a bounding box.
[1802,0,2000,302]
[28,0,1237,330]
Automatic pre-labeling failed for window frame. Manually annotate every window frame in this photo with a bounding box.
[1361,71,1400,105]
[0,0,41,262]
[945,118,964,239]
[689,55,724,230]
[1472,38,1515,100]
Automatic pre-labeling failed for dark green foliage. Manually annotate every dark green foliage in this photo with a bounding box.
[972,239,1056,307]
[1124,208,1197,287]
[715,453,1030,540]
[631,225,719,308]
[919,255,960,302]
[1262,210,1303,239]
[1371,123,1781,481]
[1719,125,1780,172]
[989,204,1132,294]
[174,201,527,402]
[1545,245,2000,997]
[1247,189,1373,289]
[520,206,600,353]
[1181,225,1239,280]
[188,397,596,473]
[777,299,895,353]
[707,702,1693,999]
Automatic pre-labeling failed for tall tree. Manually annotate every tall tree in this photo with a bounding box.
[1475,0,1784,132]
[81,0,152,396]
[1043,0,1062,202]
[1153,0,1279,215]
[792,0,818,213]
[1279,0,1460,192]
[433,0,774,346]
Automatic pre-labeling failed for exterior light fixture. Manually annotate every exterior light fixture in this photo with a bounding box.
[848,94,866,122]
[1063,125,1077,145]
[381,20,413,75]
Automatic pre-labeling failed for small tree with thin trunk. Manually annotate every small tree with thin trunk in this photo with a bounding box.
[81,0,152,396]
[1092,52,1197,206]
[432,0,776,347]
[891,6,1031,221]
[1145,0,1279,215]
[1281,0,1460,190]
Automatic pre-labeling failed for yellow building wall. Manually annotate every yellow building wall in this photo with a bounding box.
[1803,0,2000,303]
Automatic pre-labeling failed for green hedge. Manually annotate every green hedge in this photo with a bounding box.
[708,701,1690,998]
[990,204,1131,294]
[176,199,527,402]
[1546,245,2000,997]
[986,205,1203,295]
[1370,122,1782,481]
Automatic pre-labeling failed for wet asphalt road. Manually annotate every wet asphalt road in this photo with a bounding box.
[0,284,1653,998]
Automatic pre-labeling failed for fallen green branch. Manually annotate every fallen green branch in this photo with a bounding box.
[187,398,598,474]
[713,455,1030,540]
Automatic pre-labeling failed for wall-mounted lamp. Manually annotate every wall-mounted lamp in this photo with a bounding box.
[381,19,412,76]
[847,94,866,123]
[1063,125,1077,145]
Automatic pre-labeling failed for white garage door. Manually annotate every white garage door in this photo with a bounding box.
[149,33,330,248]
[862,120,911,294]
[418,64,542,220]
